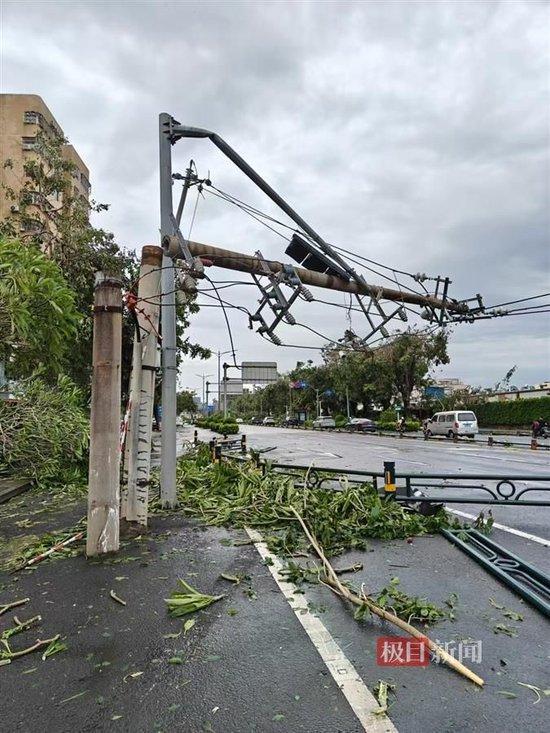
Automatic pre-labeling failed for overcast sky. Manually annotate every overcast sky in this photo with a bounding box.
[2,0,549,395]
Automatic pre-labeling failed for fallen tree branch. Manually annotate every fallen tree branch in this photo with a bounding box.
[10,532,84,574]
[1,633,61,661]
[334,562,363,575]
[0,598,29,616]
[2,615,42,641]
[290,506,484,688]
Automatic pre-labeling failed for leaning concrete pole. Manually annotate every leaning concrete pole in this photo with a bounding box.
[127,245,163,525]
[87,273,123,557]
[159,113,178,508]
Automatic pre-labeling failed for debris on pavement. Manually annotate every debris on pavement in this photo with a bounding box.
[165,578,224,618]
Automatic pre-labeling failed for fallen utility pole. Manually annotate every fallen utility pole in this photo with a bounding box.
[87,273,123,557]
[166,239,467,314]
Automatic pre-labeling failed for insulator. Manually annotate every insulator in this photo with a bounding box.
[270,333,282,346]
[398,307,408,322]
[300,286,314,302]
[380,326,390,338]
[284,314,296,325]
[162,234,180,258]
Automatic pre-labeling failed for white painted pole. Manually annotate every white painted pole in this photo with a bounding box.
[127,245,163,526]
[121,335,142,519]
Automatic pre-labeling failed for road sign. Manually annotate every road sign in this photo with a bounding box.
[424,386,445,400]
[224,378,243,395]
[241,362,278,384]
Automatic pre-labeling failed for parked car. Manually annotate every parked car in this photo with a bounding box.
[262,416,276,426]
[346,417,377,433]
[424,410,478,439]
[312,415,336,429]
[250,416,263,425]
[282,417,301,427]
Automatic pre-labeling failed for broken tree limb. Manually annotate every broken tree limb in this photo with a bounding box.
[290,507,484,688]
[334,562,364,575]
[10,532,84,574]
[0,598,29,616]
[1,633,60,661]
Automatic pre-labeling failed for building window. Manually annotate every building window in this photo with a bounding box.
[24,111,41,125]
[80,173,91,194]
[21,190,42,206]
[20,217,42,233]
[21,136,37,151]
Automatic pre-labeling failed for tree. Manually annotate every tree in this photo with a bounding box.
[370,330,449,414]
[1,131,210,394]
[0,236,80,381]
[177,389,197,415]
[1,131,136,391]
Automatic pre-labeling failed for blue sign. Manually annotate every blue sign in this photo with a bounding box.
[424,386,444,400]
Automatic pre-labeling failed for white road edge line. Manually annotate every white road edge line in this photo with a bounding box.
[245,526,398,733]
[448,510,550,547]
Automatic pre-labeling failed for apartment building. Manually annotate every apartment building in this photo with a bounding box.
[0,94,90,247]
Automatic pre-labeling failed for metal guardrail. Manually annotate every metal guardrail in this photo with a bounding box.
[219,451,550,507]
[442,528,550,618]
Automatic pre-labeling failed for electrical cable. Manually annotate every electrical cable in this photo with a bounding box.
[485,292,550,310]
[202,275,239,365]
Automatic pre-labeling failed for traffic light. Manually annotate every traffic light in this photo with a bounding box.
[285,234,350,281]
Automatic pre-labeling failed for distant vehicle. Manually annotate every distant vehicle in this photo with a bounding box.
[312,415,336,429]
[282,417,301,427]
[250,416,263,425]
[262,416,276,426]
[235,418,243,424]
[346,417,377,433]
[424,411,478,439]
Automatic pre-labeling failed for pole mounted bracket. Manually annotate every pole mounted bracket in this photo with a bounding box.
[248,250,307,344]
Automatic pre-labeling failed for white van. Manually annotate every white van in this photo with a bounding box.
[424,410,478,439]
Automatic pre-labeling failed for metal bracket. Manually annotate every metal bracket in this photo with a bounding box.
[248,250,308,344]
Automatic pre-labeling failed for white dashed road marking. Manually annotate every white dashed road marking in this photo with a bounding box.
[246,527,398,733]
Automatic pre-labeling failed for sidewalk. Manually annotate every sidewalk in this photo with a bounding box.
[0,490,363,733]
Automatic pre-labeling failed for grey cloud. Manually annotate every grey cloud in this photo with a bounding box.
[2,0,548,393]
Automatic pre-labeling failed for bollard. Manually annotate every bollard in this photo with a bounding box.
[209,439,215,461]
[383,461,396,500]
[241,434,247,454]
[214,444,222,463]
[453,432,458,443]
[488,435,494,447]
[531,438,538,450]
[194,430,198,445]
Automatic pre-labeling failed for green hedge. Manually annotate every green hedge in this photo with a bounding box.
[468,397,550,427]
[195,416,239,435]
[378,419,421,432]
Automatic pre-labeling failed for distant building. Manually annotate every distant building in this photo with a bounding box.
[0,94,90,250]
[486,386,550,402]
[433,378,469,395]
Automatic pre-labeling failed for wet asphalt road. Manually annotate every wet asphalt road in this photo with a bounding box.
[1,426,548,733]
[228,424,550,547]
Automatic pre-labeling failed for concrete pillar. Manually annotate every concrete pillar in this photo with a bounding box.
[87,273,123,557]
